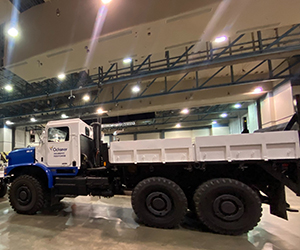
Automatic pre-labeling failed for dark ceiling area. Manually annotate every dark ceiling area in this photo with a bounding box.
[9,0,45,13]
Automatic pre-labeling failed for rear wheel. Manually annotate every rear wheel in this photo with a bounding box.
[0,182,7,198]
[193,178,262,235]
[132,177,187,229]
[9,175,44,214]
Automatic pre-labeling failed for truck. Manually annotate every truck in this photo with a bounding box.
[3,115,300,235]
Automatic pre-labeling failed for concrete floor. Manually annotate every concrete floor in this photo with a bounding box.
[0,190,300,250]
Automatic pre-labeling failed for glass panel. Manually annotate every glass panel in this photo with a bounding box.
[48,127,69,142]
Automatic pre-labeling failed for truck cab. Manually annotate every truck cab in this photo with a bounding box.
[35,119,93,169]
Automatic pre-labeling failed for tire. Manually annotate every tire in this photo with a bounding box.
[9,175,44,215]
[193,178,262,235]
[132,177,187,229]
[0,182,7,198]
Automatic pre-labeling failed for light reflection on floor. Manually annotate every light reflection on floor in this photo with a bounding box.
[0,189,299,250]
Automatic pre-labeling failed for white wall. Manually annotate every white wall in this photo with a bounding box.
[211,126,230,136]
[137,133,160,140]
[118,134,134,141]
[15,129,26,149]
[0,127,12,152]
[248,103,259,133]
[229,118,242,134]
[261,82,294,128]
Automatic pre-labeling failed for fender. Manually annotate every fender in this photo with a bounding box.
[5,163,54,188]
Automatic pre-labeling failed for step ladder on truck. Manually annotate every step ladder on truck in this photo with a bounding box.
[3,99,300,235]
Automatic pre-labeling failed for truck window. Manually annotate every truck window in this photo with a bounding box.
[85,127,90,137]
[48,127,69,142]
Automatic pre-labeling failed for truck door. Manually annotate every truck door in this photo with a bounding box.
[46,126,71,167]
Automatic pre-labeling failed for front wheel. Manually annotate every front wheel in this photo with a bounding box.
[193,178,262,235]
[132,177,187,229]
[9,175,44,214]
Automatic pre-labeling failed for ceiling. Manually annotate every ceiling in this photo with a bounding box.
[0,0,300,132]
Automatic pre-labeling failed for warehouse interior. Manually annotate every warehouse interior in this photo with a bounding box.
[1,0,300,249]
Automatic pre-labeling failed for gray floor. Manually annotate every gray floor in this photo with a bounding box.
[0,189,300,250]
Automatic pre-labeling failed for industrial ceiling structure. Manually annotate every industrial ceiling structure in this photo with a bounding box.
[0,0,300,133]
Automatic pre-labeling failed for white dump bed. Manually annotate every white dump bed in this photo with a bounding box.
[109,138,194,163]
[109,131,300,164]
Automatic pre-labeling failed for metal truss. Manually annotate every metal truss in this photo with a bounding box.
[0,23,300,122]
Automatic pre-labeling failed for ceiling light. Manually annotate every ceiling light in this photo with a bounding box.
[97,108,107,114]
[132,86,140,93]
[215,36,227,43]
[5,85,13,91]
[175,123,181,128]
[181,108,189,114]
[220,113,228,118]
[101,0,112,4]
[6,120,14,125]
[30,117,37,122]
[123,58,132,64]
[234,103,242,109]
[212,121,217,125]
[83,95,90,101]
[61,114,68,119]
[58,73,66,80]
[7,27,19,37]
[253,87,263,94]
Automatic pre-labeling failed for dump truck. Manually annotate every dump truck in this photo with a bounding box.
[3,115,300,235]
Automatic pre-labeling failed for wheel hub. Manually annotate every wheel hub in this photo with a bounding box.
[213,194,244,221]
[17,186,32,205]
[146,192,172,216]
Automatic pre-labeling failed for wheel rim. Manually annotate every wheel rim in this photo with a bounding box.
[146,192,172,216]
[213,194,244,221]
[17,185,32,206]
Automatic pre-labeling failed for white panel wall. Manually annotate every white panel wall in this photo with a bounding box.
[229,118,242,134]
[248,103,259,133]
[117,134,134,141]
[15,129,26,149]
[261,82,294,128]
[137,133,160,140]
[103,135,110,145]
[192,128,211,137]
[273,83,294,124]
[211,126,230,136]
[0,127,12,152]
[165,130,192,139]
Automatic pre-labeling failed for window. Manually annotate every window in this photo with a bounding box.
[85,127,90,137]
[48,127,69,142]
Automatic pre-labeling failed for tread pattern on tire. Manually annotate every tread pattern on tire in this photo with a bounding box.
[132,177,187,229]
[9,175,44,215]
[194,178,262,235]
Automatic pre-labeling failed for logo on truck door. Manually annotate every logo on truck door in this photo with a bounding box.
[50,147,68,157]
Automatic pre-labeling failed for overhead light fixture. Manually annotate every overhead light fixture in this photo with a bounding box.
[253,87,263,94]
[58,73,66,80]
[175,123,181,128]
[83,95,90,101]
[181,108,189,115]
[4,85,13,91]
[97,108,107,114]
[102,0,112,4]
[220,113,228,118]
[234,103,242,109]
[61,114,68,119]
[30,117,37,122]
[212,121,217,125]
[7,27,19,37]
[123,57,132,64]
[215,36,227,43]
[132,85,140,93]
[6,120,14,125]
